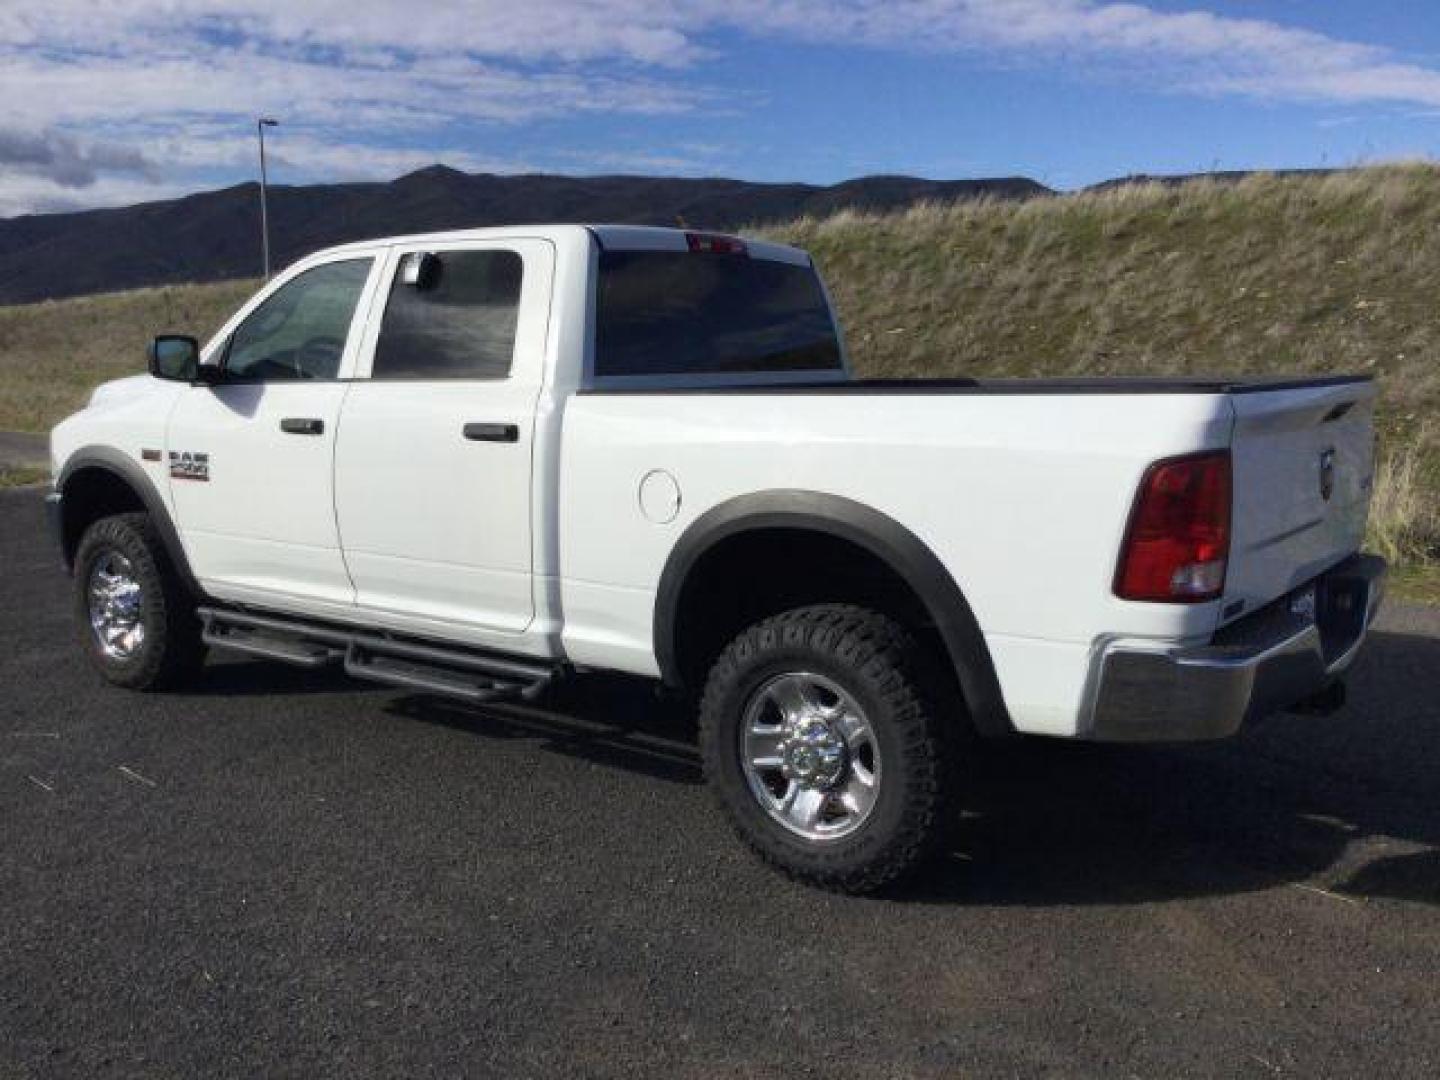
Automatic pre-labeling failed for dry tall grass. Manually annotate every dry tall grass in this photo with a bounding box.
[1368,423,1439,566]
[0,166,1436,567]
[0,279,255,432]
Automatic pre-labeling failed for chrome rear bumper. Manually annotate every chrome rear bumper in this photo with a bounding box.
[1087,554,1386,742]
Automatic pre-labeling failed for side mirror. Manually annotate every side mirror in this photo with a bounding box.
[148,335,223,384]
[195,355,224,384]
[399,251,441,289]
[148,335,200,381]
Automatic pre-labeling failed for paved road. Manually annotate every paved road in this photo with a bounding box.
[0,431,46,470]
[2,487,1437,1078]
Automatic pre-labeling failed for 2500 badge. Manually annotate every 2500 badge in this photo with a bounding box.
[169,451,210,482]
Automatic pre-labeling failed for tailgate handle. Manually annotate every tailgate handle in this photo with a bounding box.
[280,417,325,436]
[463,422,519,443]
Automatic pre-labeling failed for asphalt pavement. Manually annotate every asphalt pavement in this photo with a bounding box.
[2,486,1438,1078]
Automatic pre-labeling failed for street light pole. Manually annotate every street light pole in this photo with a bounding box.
[257,118,279,280]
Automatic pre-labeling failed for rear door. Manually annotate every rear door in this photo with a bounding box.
[167,252,381,604]
[333,238,554,633]
[1224,378,1377,617]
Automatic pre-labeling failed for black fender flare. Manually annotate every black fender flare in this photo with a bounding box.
[653,490,1013,738]
[56,445,205,598]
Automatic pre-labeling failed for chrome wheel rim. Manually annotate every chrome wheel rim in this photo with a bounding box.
[87,552,145,660]
[740,671,881,842]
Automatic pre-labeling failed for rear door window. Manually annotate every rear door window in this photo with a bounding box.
[594,251,842,378]
[372,249,523,380]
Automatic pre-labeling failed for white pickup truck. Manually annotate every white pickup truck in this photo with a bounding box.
[48,224,1386,891]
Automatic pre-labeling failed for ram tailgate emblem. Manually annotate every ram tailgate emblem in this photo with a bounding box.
[169,451,210,482]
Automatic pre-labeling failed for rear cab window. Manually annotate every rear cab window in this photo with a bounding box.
[592,238,845,385]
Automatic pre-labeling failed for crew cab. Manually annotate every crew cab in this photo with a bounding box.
[47,225,1386,891]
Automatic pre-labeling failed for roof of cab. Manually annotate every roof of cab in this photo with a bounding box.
[302,223,810,266]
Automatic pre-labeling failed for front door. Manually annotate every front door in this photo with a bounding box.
[167,253,381,605]
[333,239,554,633]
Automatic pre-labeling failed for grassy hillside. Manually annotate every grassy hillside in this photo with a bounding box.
[1,165,1436,573]
[0,279,257,435]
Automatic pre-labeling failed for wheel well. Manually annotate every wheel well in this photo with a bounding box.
[59,466,146,566]
[669,528,943,692]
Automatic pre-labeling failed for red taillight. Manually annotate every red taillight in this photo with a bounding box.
[685,231,747,255]
[1114,450,1232,603]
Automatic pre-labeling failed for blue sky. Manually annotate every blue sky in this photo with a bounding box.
[3,1,1440,216]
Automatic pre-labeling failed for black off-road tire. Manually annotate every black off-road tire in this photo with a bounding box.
[698,604,959,893]
[73,512,206,690]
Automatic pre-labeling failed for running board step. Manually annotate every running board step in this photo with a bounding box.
[200,609,344,669]
[344,635,556,703]
[343,649,521,703]
[196,606,561,704]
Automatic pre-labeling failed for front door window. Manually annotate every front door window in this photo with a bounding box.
[225,258,372,381]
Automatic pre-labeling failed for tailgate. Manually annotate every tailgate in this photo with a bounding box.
[1224,378,1376,621]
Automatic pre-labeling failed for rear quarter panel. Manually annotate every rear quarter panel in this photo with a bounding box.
[558,390,1234,736]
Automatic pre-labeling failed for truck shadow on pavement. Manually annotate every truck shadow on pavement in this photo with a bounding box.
[904,626,1440,907]
[383,675,704,788]
[198,659,365,697]
[203,627,1438,908]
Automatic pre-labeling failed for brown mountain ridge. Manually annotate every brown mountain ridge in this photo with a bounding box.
[0,166,1050,305]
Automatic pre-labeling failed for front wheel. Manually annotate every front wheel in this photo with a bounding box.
[698,604,958,893]
[73,512,205,690]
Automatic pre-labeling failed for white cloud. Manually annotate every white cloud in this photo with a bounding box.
[5,1,1440,214]
[0,3,713,212]
[0,173,194,218]
[0,127,156,188]
[0,43,703,132]
[145,125,538,182]
[725,0,1440,108]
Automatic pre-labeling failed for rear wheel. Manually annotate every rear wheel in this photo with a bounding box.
[74,512,205,689]
[699,604,957,893]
